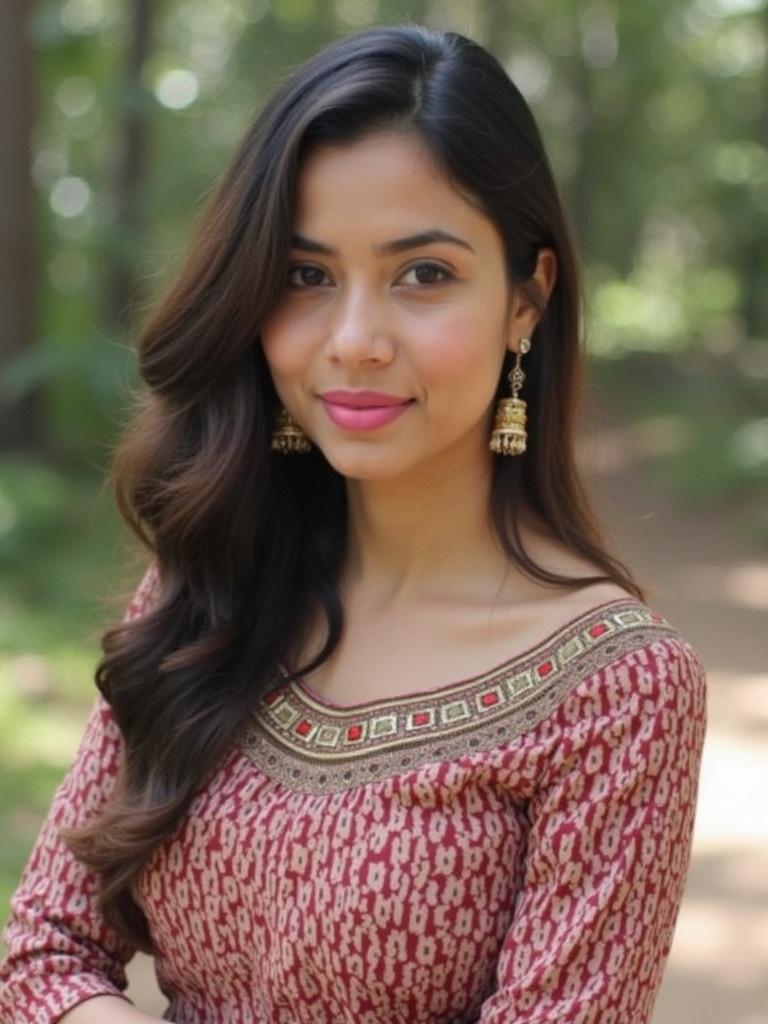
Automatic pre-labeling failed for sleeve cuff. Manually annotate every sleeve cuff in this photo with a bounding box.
[3,973,134,1024]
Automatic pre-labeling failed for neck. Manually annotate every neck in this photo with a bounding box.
[342,431,518,610]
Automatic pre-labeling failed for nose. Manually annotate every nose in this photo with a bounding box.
[327,283,393,365]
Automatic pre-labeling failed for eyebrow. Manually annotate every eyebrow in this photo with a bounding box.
[289,229,475,257]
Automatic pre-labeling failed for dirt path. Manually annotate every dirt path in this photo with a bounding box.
[581,398,768,1024]
[126,397,768,1022]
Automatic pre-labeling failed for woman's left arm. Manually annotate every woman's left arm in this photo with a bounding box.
[474,635,708,1024]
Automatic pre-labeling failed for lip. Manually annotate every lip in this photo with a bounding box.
[319,390,412,408]
[320,398,414,432]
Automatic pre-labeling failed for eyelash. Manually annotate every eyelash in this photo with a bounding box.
[285,260,456,290]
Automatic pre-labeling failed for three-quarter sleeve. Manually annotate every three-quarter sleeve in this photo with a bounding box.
[0,559,160,1024]
[475,635,707,1024]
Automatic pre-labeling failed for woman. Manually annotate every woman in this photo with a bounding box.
[0,23,707,1024]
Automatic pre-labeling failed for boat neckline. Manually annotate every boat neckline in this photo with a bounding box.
[279,595,647,714]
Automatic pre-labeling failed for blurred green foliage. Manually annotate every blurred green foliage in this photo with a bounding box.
[0,453,127,917]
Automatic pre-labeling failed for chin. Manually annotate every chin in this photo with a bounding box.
[319,444,418,480]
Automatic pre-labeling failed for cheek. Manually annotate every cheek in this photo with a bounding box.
[415,312,497,388]
[259,311,312,378]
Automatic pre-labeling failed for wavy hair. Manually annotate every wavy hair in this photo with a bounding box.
[61,23,649,952]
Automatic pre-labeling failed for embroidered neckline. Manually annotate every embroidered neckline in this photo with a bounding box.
[282,596,639,714]
[238,598,678,794]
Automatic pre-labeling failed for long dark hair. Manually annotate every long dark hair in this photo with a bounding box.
[61,23,649,952]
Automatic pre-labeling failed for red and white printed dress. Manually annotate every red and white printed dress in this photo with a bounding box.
[0,561,707,1024]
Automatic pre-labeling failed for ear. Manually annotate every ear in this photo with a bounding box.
[505,247,558,354]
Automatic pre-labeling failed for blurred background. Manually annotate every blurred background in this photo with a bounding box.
[0,1,766,1021]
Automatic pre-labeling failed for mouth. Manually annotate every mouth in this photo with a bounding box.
[318,391,414,408]
[329,401,412,409]
[319,397,415,431]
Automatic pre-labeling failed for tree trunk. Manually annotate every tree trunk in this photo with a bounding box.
[0,0,45,453]
[101,0,153,338]
[740,5,768,342]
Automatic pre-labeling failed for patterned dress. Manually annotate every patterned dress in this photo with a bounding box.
[0,561,707,1024]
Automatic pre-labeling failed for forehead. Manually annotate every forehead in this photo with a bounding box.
[293,130,491,240]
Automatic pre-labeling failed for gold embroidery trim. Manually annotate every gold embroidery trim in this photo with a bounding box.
[237,600,677,794]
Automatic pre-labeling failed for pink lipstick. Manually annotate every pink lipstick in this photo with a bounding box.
[320,398,414,431]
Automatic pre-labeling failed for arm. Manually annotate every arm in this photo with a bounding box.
[474,636,707,1024]
[0,561,163,1024]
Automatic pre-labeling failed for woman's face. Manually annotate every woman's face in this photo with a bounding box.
[260,129,551,481]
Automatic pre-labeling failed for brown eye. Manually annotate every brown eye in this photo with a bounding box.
[400,261,455,286]
[286,264,329,288]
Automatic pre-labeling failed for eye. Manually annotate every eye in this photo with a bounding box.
[286,263,330,289]
[398,261,455,286]
[284,259,456,290]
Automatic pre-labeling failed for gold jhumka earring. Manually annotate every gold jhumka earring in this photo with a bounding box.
[488,337,531,457]
[270,406,312,454]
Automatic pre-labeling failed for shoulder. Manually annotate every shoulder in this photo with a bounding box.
[524,586,707,736]
[566,583,707,685]
[556,597,708,733]
[488,589,704,752]
[513,603,708,791]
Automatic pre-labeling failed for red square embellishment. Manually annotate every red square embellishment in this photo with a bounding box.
[295,720,312,736]
[347,724,363,742]
[589,623,609,638]
[480,691,499,707]
[412,712,431,726]
[536,661,554,679]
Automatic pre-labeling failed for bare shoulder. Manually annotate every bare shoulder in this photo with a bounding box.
[505,580,641,648]
[562,579,640,609]
[499,536,642,617]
